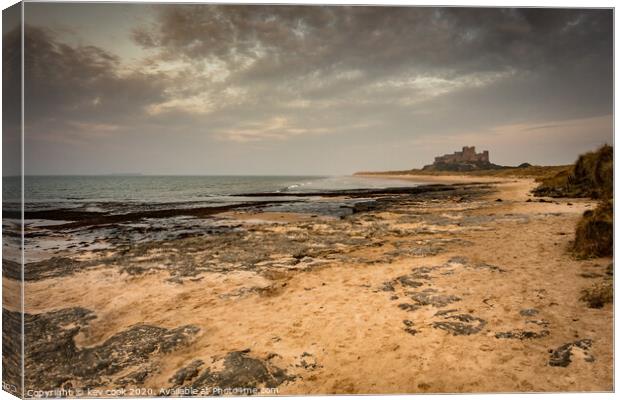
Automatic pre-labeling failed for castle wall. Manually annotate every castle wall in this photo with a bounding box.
[433,146,489,165]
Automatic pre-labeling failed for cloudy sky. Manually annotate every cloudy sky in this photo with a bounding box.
[9,4,614,175]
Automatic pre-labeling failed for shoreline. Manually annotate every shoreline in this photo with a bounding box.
[355,172,515,185]
[17,181,485,229]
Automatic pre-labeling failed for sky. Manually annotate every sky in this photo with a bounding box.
[5,4,614,175]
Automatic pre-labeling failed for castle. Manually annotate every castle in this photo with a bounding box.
[423,146,498,171]
[433,146,489,164]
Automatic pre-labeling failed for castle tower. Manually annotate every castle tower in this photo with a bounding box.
[462,146,476,161]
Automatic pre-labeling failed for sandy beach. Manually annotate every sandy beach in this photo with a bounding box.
[4,175,612,395]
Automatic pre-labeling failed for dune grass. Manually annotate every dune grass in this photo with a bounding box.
[573,198,613,258]
[580,279,613,308]
[533,145,613,199]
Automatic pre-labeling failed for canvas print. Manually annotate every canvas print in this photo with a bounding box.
[1,2,614,397]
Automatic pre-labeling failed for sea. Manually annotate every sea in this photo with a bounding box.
[4,175,421,214]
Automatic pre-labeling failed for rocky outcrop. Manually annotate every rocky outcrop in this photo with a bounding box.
[21,307,200,391]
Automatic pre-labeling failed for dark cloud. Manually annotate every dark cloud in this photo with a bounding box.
[3,4,22,176]
[15,5,614,174]
[23,25,170,137]
[129,6,612,130]
[133,6,611,78]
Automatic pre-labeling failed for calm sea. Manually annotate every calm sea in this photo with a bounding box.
[3,175,421,213]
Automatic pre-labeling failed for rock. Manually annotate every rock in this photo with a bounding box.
[3,309,22,393]
[403,320,418,335]
[579,272,603,278]
[169,360,204,386]
[447,256,468,265]
[432,311,486,335]
[445,257,505,272]
[495,329,550,340]
[409,267,434,280]
[417,382,431,390]
[296,352,320,371]
[519,309,539,317]
[178,351,295,393]
[22,307,200,390]
[396,275,424,288]
[117,367,152,385]
[474,263,506,273]
[526,319,550,327]
[549,339,594,367]
[398,303,420,312]
[24,257,84,281]
[409,290,461,308]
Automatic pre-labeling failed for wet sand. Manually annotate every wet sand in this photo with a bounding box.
[4,176,613,395]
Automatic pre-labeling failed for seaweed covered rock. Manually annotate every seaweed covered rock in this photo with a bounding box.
[23,307,200,391]
[170,350,294,394]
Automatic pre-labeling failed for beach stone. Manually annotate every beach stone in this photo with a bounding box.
[548,339,594,367]
[432,311,486,336]
[403,320,418,335]
[474,263,506,272]
[446,256,468,265]
[169,360,204,385]
[409,266,434,280]
[409,290,461,307]
[434,309,459,316]
[296,352,320,371]
[116,366,153,385]
[526,319,550,327]
[181,351,294,393]
[519,308,539,317]
[580,272,603,278]
[445,256,505,273]
[398,303,420,312]
[495,329,550,340]
[396,275,424,288]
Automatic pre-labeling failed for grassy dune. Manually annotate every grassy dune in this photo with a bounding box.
[356,164,573,180]
[533,145,613,199]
